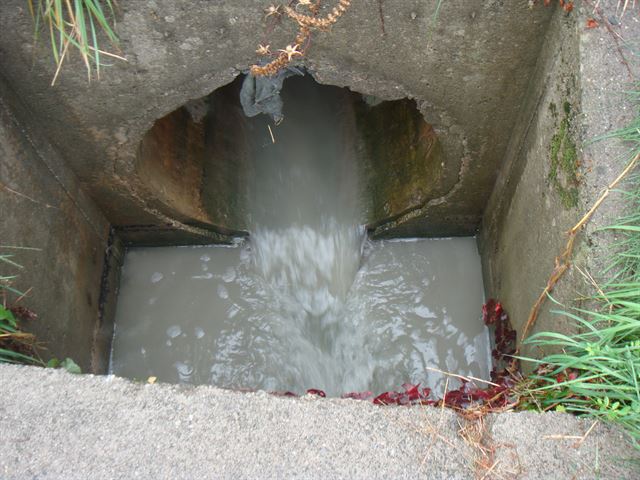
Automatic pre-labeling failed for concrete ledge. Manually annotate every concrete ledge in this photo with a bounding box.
[0,365,636,479]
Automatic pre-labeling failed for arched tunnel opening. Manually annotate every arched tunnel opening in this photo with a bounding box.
[134,73,449,239]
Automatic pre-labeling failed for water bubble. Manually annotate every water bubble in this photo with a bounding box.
[217,284,229,299]
[194,327,205,339]
[200,254,211,262]
[174,361,194,383]
[414,305,436,319]
[150,272,163,283]
[166,325,182,339]
[192,273,214,280]
[228,304,241,318]
[222,267,236,283]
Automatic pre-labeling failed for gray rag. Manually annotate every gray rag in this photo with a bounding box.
[240,67,304,123]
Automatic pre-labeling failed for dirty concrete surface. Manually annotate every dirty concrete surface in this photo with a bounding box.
[1,364,637,480]
[0,0,552,238]
[479,1,640,353]
[0,79,110,372]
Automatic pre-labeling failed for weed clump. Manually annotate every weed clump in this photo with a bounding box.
[27,0,124,85]
[0,251,42,365]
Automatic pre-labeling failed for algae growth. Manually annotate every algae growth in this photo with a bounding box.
[548,101,579,209]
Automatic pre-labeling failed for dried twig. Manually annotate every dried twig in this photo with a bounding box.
[426,366,500,387]
[575,265,613,313]
[14,287,34,305]
[541,420,598,447]
[543,434,584,440]
[479,460,500,480]
[573,420,599,448]
[250,25,311,76]
[0,182,58,209]
[251,1,352,77]
[285,0,351,29]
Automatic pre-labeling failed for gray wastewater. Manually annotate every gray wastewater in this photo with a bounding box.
[110,77,491,397]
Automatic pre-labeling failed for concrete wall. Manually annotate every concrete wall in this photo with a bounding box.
[479,2,640,355]
[0,1,552,239]
[0,77,111,372]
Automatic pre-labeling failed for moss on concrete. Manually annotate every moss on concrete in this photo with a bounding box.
[548,102,579,209]
[354,98,444,226]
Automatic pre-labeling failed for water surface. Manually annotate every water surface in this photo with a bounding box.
[110,237,490,397]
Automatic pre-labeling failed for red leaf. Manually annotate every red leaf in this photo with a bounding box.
[341,391,373,400]
[586,18,598,29]
[468,388,492,401]
[271,391,298,397]
[306,389,326,397]
[483,300,517,380]
[482,299,504,326]
[402,383,421,401]
[443,389,468,408]
[373,391,399,405]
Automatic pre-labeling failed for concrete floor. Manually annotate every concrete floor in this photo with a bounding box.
[0,364,636,479]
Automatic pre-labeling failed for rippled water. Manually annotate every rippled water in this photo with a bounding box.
[110,76,491,396]
[110,236,489,396]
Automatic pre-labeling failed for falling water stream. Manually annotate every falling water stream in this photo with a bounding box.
[110,77,491,397]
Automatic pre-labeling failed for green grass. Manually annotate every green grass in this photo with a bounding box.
[522,296,640,443]
[28,0,123,85]
[520,86,640,446]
